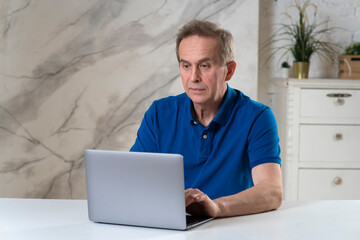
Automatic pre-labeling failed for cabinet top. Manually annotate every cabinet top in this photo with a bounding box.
[273,78,360,88]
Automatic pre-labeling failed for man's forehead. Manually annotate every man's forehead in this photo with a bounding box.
[179,36,220,61]
[179,35,218,48]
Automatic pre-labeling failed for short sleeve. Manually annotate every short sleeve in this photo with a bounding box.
[130,102,158,152]
[247,107,281,169]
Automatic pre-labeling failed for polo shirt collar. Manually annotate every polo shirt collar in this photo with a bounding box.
[186,95,196,125]
[212,84,236,126]
[187,84,237,126]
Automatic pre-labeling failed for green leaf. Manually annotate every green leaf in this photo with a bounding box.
[259,0,343,67]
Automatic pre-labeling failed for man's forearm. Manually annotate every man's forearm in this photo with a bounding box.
[214,181,283,218]
[185,163,283,218]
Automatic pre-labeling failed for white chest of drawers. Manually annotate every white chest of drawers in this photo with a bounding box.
[270,78,360,200]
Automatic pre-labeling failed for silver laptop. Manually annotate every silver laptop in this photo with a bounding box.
[84,149,212,230]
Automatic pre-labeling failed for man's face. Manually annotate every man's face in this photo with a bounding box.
[178,35,228,107]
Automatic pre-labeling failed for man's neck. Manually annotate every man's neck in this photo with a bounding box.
[191,84,228,127]
[192,105,218,127]
[192,93,226,127]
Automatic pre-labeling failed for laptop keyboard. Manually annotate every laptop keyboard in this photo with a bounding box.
[186,215,212,227]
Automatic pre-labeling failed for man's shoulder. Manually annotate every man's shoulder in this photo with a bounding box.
[233,89,269,114]
[149,92,188,115]
[154,92,188,105]
[154,93,187,104]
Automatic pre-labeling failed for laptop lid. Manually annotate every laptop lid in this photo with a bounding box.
[85,149,191,230]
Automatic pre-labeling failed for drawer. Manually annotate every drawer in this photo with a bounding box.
[299,125,360,163]
[298,169,360,200]
[300,89,360,121]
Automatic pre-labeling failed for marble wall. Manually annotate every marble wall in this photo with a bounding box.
[0,0,259,199]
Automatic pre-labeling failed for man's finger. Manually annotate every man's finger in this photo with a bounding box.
[185,188,206,207]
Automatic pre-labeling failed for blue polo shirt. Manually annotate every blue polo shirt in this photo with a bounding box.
[130,86,281,200]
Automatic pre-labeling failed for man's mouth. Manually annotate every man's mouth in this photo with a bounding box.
[189,88,205,93]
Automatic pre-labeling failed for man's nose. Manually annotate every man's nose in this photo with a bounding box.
[190,67,200,82]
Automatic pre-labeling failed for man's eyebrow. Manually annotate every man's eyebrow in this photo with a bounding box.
[198,58,211,63]
[179,58,211,64]
[179,59,190,64]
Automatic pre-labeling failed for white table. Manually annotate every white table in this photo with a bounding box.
[1,198,359,239]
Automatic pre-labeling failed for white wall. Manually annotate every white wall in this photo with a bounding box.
[258,0,360,105]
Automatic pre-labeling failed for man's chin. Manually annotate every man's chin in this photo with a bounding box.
[189,97,208,106]
[185,91,208,103]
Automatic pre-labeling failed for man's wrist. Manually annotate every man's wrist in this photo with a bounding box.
[213,198,226,218]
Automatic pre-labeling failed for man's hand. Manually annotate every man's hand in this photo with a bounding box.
[185,188,220,218]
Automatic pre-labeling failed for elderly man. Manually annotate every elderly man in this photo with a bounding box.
[131,20,282,218]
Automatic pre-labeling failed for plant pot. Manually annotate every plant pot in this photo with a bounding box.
[293,61,310,79]
[280,67,290,78]
[338,55,360,79]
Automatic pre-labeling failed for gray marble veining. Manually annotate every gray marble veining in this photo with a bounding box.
[0,0,258,199]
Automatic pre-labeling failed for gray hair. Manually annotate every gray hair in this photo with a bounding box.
[176,20,234,65]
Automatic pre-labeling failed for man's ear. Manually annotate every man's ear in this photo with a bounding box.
[225,61,237,81]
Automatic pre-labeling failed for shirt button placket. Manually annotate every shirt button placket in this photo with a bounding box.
[200,129,211,161]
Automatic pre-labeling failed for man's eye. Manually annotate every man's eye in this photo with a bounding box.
[200,64,209,68]
[183,64,190,69]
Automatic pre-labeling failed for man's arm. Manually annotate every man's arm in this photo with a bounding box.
[185,162,283,218]
[130,102,158,152]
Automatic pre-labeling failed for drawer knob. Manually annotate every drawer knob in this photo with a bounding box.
[335,133,343,141]
[336,98,344,105]
[326,93,352,106]
[334,177,342,185]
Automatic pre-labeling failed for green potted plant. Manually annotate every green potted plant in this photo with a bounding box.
[261,0,341,79]
[280,61,291,78]
[338,42,360,79]
[344,42,360,55]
